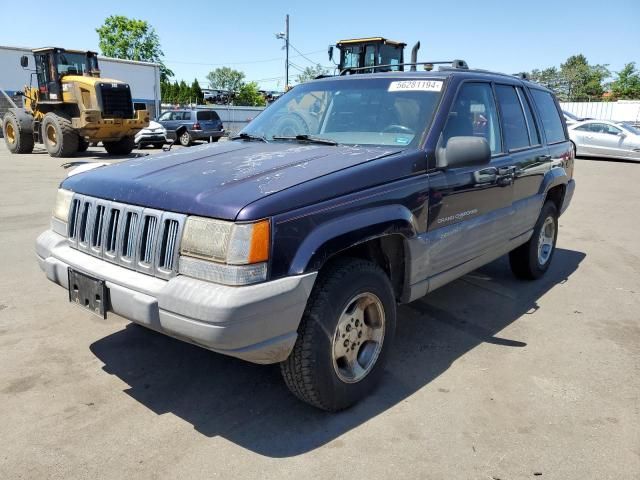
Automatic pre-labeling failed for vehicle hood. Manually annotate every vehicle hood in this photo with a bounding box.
[62,141,403,220]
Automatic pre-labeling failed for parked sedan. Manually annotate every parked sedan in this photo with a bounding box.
[134,120,167,149]
[157,109,225,146]
[568,120,640,161]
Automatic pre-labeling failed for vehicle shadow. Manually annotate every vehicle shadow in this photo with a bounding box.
[576,155,639,164]
[90,248,585,457]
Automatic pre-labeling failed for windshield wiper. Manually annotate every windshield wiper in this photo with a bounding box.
[231,132,268,142]
[271,134,338,146]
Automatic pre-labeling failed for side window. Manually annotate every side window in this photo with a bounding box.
[530,89,566,144]
[575,124,591,132]
[604,124,622,135]
[517,87,541,145]
[158,111,172,121]
[443,82,502,155]
[495,85,530,151]
[197,110,213,121]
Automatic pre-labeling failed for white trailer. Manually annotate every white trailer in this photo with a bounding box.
[0,45,161,118]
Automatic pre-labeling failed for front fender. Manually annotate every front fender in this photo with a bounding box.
[288,204,418,275]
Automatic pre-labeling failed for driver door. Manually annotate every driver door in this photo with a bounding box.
[426,82,515,278]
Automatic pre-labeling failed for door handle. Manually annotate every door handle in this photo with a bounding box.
[537,155,552,162]
[497,165,516,187]
[473,167,497,184]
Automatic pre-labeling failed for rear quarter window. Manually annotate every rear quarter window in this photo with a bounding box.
[530,89,566,144]
[196,110,220,121]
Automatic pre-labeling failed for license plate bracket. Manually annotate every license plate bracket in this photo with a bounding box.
[68,268,108,319]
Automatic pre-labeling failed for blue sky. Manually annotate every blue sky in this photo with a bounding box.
[0,0,638,90]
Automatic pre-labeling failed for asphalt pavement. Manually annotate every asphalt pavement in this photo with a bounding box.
[0,142,638,479]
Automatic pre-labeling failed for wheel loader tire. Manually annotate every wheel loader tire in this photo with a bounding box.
[42,113,78,158]
[104,136,135,155]
[77,138,89,153]
[3,113,34,154]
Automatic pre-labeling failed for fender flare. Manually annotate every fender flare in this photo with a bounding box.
[288,204,418,275]
[7,107,34,134]
[538,166,568,196]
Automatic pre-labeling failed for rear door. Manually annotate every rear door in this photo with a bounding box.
[426,81,515,276]
[196,110,222,133]
[494,83,551,238]
[570,123,598,155]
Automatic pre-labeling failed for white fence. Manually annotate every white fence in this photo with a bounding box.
[560,101,640,124]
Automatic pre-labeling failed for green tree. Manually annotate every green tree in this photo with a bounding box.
[191,79,203,104]
[206,67,245,95]
[560,54,609,101]
[610,63,640,100]
[529,67,562,90]
[170,81,180,104]
[178,80,190,104]
[235,82,266,106]
[96,15,173,81]
[295,64,329,84]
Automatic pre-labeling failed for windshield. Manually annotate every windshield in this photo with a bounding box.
[619,122,640,135]
[57,52,90,76]
[563,110,580,121]
[239,78,444,147]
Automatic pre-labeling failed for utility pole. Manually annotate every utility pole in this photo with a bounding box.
[276,14,290,90]
[285,14,289,89]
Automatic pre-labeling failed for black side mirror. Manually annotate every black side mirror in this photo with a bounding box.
[20,55,29,68]
[328,46,334,62]
[437,136,491,169]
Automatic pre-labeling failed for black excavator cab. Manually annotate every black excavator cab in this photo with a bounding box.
[330,37,408,74]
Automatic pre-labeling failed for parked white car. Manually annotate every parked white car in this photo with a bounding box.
[134,120,167,149]
[568,120,640,161]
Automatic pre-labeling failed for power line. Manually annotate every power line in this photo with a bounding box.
[165,49,325,67]
[289,43,321,66]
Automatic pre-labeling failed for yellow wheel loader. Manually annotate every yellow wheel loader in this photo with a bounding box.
[2,47,149,157]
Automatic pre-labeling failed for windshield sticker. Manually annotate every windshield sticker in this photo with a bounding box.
[395,137,410,144]
[388,80,443,92]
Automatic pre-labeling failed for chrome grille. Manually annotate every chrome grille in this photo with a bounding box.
[67,194,185,279]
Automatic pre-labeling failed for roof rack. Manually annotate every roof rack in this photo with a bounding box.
[339,59,468,75]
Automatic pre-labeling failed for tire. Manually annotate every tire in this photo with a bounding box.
[509,201,559,280]
[104,136,135,155]
[179,130,192,147]
[42,112,78,157]
[77,138,89,153]
[281,258,396,411]
[2,112,34,154]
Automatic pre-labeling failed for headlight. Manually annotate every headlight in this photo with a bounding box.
[179,217,270,285]
[53,189,73,222]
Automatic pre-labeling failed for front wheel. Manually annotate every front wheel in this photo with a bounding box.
[42,112,78,157]
[104,136,135,155]
[281,258,396,411]
[509,201,558,279]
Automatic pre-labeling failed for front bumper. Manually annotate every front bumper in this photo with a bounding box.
[36,230,316,364]
[190,129,225,140]
[135,133,166,144]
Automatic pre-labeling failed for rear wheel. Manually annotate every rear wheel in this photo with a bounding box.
[42,112,78,157]
[509,201,558,280]
[104,136,135,155]
[2,112,34,154]
[281,258,396,411]
[179,130,192,147]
